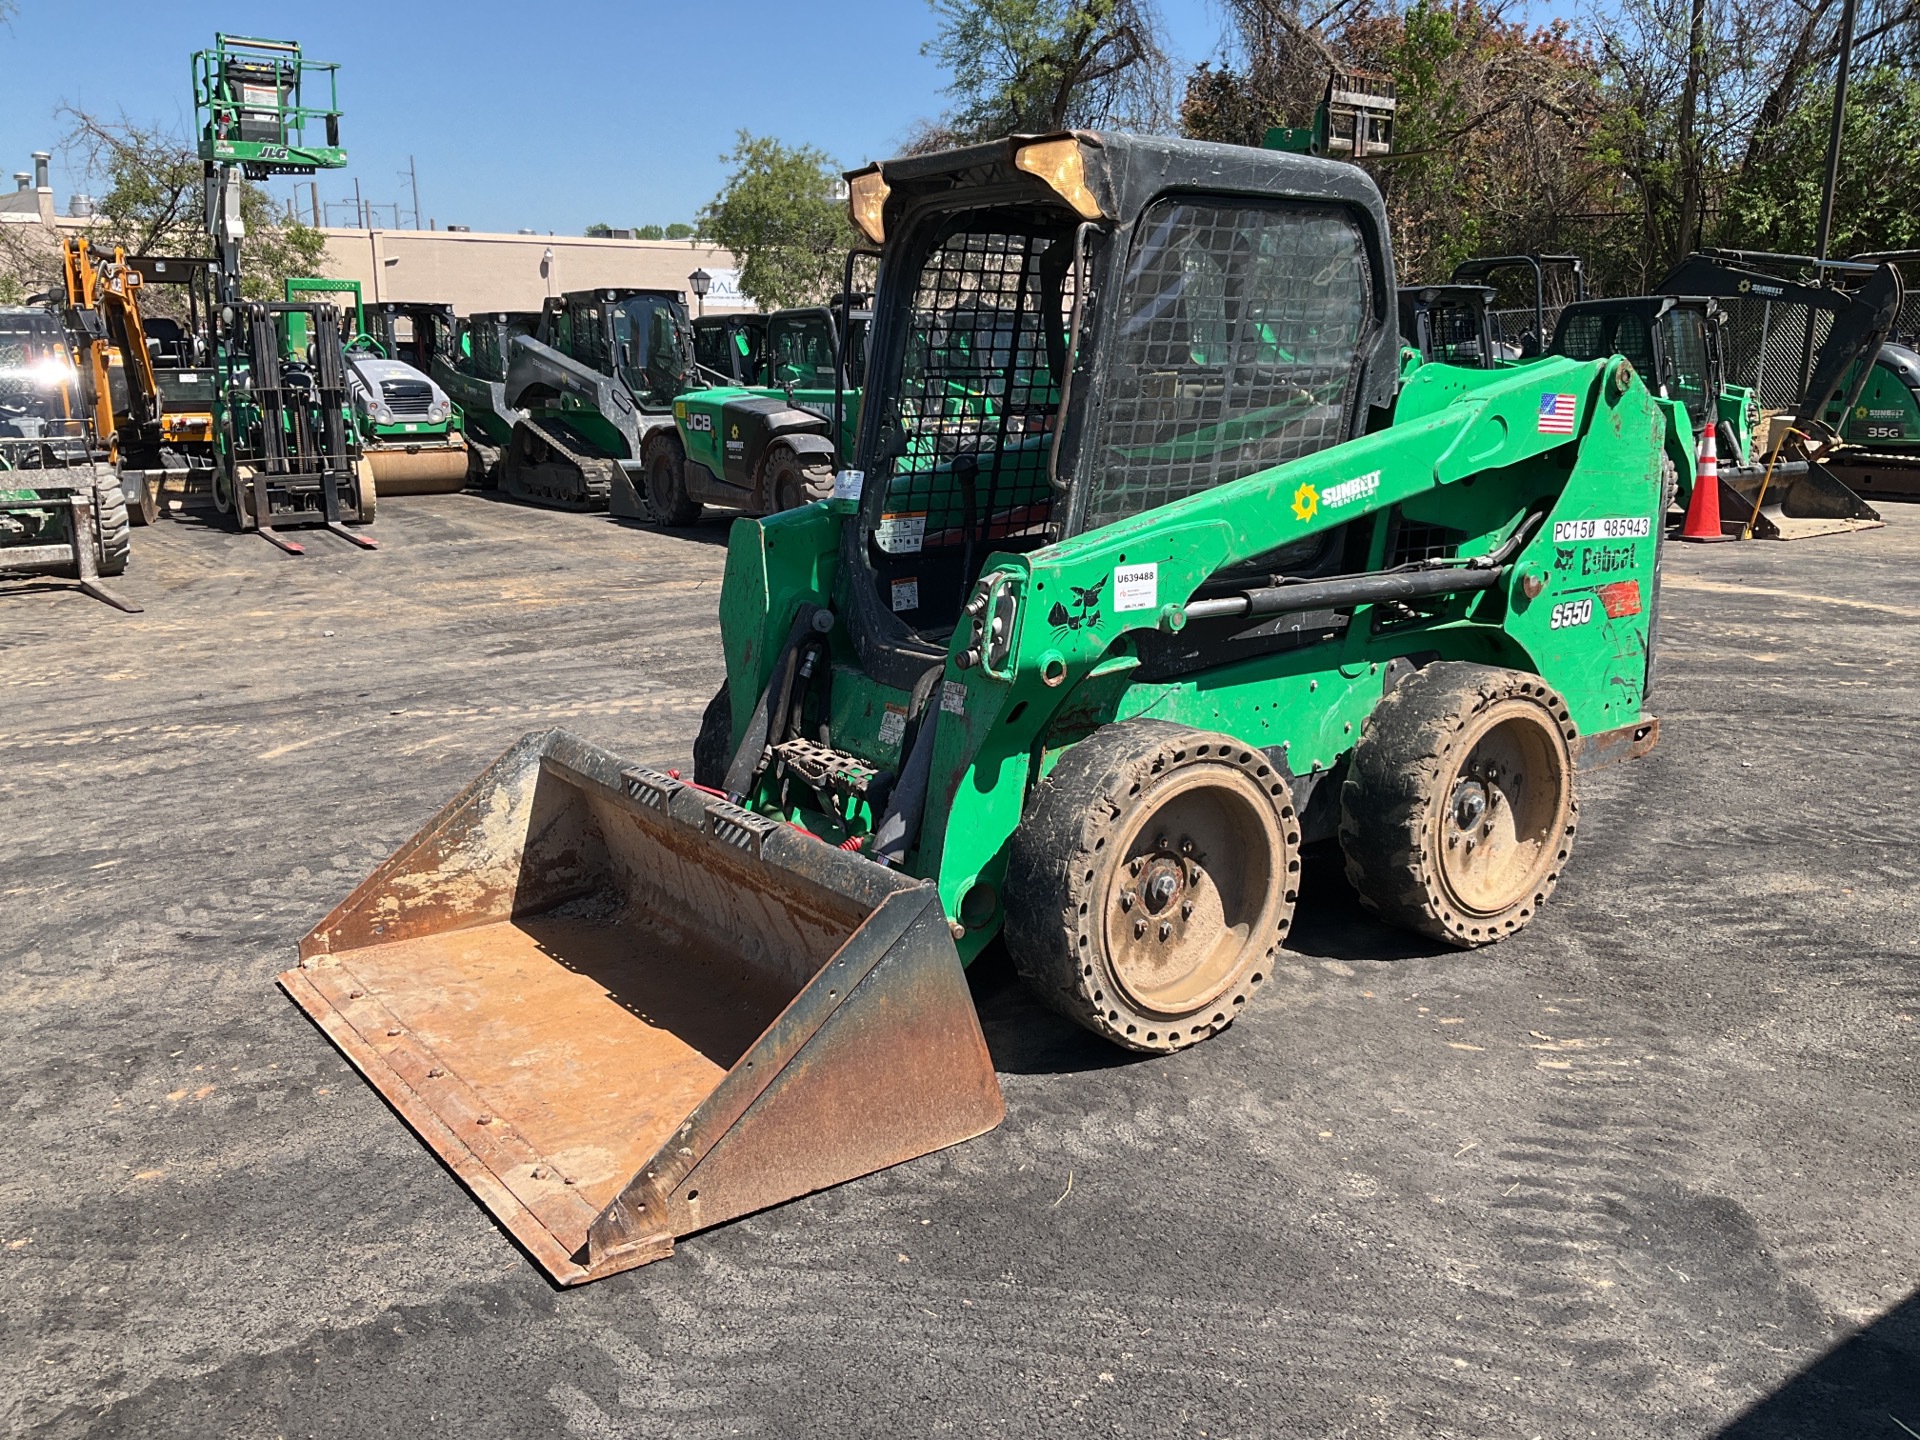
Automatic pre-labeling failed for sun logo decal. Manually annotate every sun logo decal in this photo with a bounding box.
[1292,481,1319,523]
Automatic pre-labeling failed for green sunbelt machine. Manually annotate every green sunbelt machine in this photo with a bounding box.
[289,132,1671,1284]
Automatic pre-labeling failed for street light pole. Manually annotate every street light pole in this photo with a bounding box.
[689,267,712,318]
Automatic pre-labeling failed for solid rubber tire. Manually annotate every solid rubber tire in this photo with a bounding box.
[1004,718,1300,1054]
[1338,662,1578,948]
[692,681,733,790]
[766,446,832,514]
[92,469,131,576]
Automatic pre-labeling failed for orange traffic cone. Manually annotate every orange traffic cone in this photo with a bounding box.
[1679,426,1731,542]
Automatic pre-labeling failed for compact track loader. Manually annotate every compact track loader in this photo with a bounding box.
[435,310,537,487]
[500,288,694,516]
[289,133,1670,1283]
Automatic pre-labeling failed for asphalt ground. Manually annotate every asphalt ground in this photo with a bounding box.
[3,494,1916,1439]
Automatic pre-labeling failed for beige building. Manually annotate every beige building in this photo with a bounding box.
[315,227,754,315]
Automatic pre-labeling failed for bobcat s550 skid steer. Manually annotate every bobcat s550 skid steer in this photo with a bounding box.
[287,132,1670,1284]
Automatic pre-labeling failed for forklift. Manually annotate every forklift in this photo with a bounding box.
[195,33,375,553]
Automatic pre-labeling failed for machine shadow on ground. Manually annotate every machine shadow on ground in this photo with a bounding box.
[1716,1288,1920,1439]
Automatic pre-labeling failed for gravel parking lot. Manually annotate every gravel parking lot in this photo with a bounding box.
[4,495,1916,1438]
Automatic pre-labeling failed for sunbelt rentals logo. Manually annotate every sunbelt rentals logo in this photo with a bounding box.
[1292,481,1318,522]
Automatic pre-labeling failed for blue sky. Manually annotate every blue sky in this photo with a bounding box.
[0,0,1560,236]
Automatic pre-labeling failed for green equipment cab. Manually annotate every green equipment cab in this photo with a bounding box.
[1451,254,1588,359]
[499,287,694,515]
[648,302,870,525]
[434,310,538,487]
[692,313,768,384]
[297,131,1677,1286]
[365,301,455,372]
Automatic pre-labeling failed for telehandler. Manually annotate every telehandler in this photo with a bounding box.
[288,132,1670,1283]
[649,301,871,524]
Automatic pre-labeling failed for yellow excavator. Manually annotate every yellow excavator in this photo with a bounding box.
[60,237,220,525]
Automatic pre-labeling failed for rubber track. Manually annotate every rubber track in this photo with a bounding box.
[1338,662,1577,948]
[504,419,616,512]
[1004,718,1298,1054]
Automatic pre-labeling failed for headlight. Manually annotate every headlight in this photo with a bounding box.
[427,401,449,422]
[371,403,394,424]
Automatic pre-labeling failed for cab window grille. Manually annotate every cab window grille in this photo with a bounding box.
[1556,311,1655,379]
[1081,200,1371,532]
[870,220,1077,619]
[1386,514,1466,567]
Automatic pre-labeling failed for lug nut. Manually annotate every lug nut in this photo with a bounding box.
[1181,900,1193,920]
[1134,918,1148,939]
[1159,921,1172,941]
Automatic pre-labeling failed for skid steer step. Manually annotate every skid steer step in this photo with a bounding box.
[281,730,1003,1284]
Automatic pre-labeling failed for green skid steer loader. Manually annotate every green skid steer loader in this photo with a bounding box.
[288,133,1669,1284]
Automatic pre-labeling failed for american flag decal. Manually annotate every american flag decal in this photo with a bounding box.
[1537,393,1576,434]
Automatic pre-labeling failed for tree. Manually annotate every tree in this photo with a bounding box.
[635,224,666,240]
[1721,64,1920,255]
[1183,0,1618,286]
[917,0,1173,146]
[58,109,327,302]
[664,222,696,240]
[697,133,856,309]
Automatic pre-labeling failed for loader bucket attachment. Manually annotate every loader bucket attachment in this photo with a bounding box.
[281,729,1004,1285]
[1716,459,1883,540]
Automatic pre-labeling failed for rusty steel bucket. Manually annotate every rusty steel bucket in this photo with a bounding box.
[281,729,1004,1285]
[1715,458,1883,540]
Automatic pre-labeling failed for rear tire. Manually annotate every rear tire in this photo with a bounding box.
[693,681,733,790]
[1339,663,1577,948]
[1004,719,1300,1054]
[92,469,131,576]
[644,434,700,526]
[766,446,832,513]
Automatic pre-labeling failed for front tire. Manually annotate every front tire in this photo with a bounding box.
[766,445,832,513]
[692,681,733,790]
[644,434,700,526]
[1005,719,1300,1053]
[1339,663,1577,947]
[92,469,131,576]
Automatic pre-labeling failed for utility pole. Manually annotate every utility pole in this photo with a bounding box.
[353,175,365,231]
[310,181,321,227]
[407,156,422,230]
